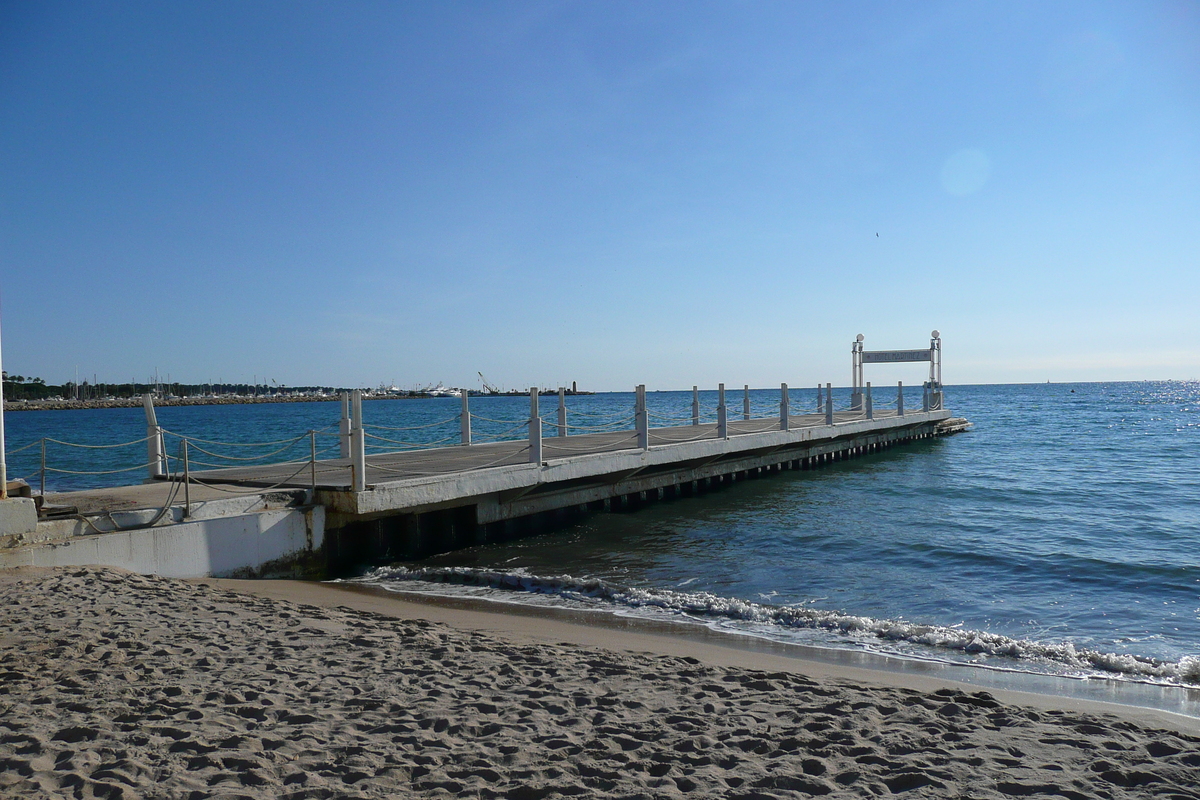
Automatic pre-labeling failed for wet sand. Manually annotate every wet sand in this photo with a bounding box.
[3,566,1199,798]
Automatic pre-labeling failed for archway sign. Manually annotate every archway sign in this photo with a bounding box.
[850,331,942,411]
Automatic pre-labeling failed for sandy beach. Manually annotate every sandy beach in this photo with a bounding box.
[3,566,1199,799]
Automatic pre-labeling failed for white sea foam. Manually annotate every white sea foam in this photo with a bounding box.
[357,565,1200,686]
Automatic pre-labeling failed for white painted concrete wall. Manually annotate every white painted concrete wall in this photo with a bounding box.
[0,505,324,578]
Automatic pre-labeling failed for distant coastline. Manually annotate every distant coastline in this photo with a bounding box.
[3,389,594,412]
[3,394,378,412]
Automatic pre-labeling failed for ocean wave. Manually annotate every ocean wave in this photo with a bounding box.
[355,565,1200,686]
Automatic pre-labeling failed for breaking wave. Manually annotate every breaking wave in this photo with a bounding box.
[355,565,1200,687]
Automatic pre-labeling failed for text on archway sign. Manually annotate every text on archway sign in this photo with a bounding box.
[861,349,932,364]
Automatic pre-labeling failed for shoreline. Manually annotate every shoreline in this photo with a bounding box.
[4,565,1199,798]
[2,390,596,412]
[208,577,1200,735]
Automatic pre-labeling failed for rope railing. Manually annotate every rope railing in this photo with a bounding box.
[43,434,157,449]
[14,383,946,495]
[363,416,460,432]
[363,432,460,448]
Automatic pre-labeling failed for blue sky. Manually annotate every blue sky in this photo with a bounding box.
[1,1,1197,391]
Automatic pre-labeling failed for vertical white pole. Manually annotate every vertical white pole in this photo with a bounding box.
[351,389,366,491]
[339,392,351,458]
[717,383,728,440]
[866,381,873,420]
[143,393,163,480]
[0,317,6,498]
[780,383,789,431]
[636,385,648,449]
[461,392,471,445]
[743,385,750,421]
[691,386,699,426]
[897,381,904,417]
[528,388,541,464]
[816,384,822,414]
[557,387,567,438]
[825,383,834,425]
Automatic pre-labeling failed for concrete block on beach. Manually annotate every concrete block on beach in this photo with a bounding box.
[0,497,37,539]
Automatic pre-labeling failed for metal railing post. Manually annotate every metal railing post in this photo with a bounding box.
[182,439,191,518]
[143,393,163,480]
[528,388,541,464]
[351,389,366,491]
[339,392,351,458]
[460,392,471,446]
[717,383,728,440]
[743,385,751,421]
[557,387,567,438]
[780,383,789,431]
[865,382,873,420]
[636,385,648,449]
[691,386,699,426]
[817,384,823,414]
[922,382,930,412]
[39,438,47,497]
[897,381,904,416]
[825,383,834,426]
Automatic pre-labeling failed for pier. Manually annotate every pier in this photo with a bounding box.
[1,334,969,576]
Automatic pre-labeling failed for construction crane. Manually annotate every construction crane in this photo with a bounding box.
[477,372,501,395]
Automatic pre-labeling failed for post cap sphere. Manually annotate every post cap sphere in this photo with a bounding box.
[856,334,864,342]
[931,329,940,339]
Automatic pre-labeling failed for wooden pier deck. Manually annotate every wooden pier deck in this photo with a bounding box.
[174,407,962,534]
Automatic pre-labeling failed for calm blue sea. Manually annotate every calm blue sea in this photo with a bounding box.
[8,382,1200,687]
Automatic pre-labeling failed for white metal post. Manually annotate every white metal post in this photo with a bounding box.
[636,385,648,449]
[339,392,351,458]
[825,383,834,425]
[691,386,699,426]
[181,439,190,518]
[816,384,822,414]
[780,383,789,431]
[866,381,873,420]
[0,315,5,498]
[557,387,567,437]
[528,388,541,463]
[922,382,930,412]
[143,393,164,480]
[851,336,863,411]
[460,391,471,445]
[717,383,728,440]
[897,381,904,416]
[743,385,750,421]
[351,389,366,491]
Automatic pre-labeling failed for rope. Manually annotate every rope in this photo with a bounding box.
[645,411,696,423]
[4,439,43,455]
[647,430,716,444]
[73,477,183,534]
[469,414,531,425]
[364,416,459,432]
[43,434,155,449]
[566,408,634,419]
[363,432,459,448]
[160,430,308,448]
[540,437,643,454]
[560,418,636,432]
[183,439,308,463]
[45,460,161,476]
[183,460,314,493]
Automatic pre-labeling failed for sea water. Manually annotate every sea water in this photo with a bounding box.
[9,382,1200,688]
